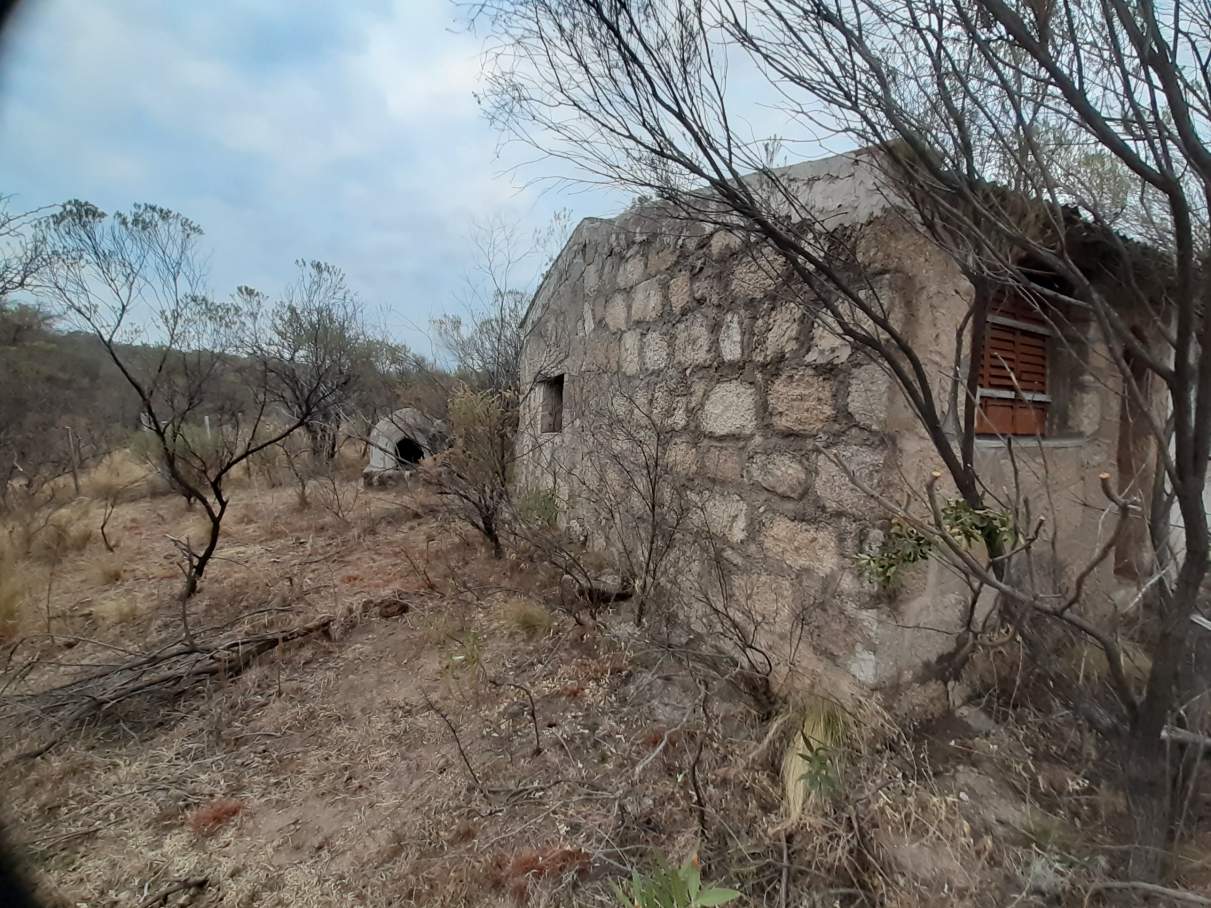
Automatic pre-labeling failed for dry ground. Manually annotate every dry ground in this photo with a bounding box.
[1,462,1209,906]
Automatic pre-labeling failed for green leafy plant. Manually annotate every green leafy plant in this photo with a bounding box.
[855,518,932,589]
[516,487,559,528]
[444,629,484,676]
[857,499,1017,589]
[798,735,841,802]
[782,697,850,819]
[612,858,740,908]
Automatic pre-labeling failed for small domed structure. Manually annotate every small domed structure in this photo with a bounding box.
[364,408,447,483]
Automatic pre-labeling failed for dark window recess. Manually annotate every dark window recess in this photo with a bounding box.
[976,292,1051,437]
[540,375,565,433]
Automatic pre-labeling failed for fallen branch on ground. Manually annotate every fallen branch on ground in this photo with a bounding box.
[3,615,334,763]
[138,876,210,907]
[1083,880,1211,906]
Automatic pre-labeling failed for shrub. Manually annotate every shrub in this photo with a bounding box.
[612,858,740,908]
[504,599,554,638]
[23,504,95,563]
[430,387,517,558]
[516,488,559,529]
[93,555,126,585]
[93,596,140,627]
[82,450,156,502]
[781,695,850,821]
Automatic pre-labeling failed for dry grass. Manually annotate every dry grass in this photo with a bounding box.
[0,473,1164,908]
[92,594,142,628]
[503,598,554,638]
[80,449,162,502]
[780,695,850,822]
[91,554,126,585]
[0,539,28,641]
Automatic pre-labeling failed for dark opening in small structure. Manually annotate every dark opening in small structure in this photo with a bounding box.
[540,375,565,433]
[394,436,425,466]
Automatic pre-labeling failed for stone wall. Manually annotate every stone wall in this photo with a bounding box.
[515,164,1142,707]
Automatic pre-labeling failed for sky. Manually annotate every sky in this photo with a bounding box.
[0,0,629,352]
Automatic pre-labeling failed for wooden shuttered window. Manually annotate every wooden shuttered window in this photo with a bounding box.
[975,293,1051,437]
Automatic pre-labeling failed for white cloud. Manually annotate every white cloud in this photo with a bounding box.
[0,0,628,351]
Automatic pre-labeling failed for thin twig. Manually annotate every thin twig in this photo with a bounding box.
[489,677,542,756]
[1083,880,1211,906]
[137,876,209,908]
[424,691,490,804]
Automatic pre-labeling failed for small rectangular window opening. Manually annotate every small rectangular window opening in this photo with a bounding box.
[540,375,565,434]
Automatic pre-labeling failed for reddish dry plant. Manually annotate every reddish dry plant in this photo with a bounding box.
[488,845,591,904]
[187,798,244,835]
[560,683,585,699]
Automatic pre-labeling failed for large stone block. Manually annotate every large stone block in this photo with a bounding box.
[702,492,749,544]
[768,368,834,433]
[815,446,885,515]
[667,440,696,475]
[647,240,679,274]
[756,302,802,361]
[805,313,853,365]
[847,363,889,430]
[582,298,595,336]
[632,277,666,322]
[605,292,630,331]
[731,256,777,301]
[733,573,796,623]
[620,329,642,375]
[710,229,742,259]
[719,311,743,362]
[584,334,619,372]
[699,445,744,482]
[669,272,693,314]
[761,515,840,573]
[583,256,604,295]
[702,380,758,437]
[618,251,647,289]
[745,451,810,499]
[642,330,671,371]
[674,315,714,367]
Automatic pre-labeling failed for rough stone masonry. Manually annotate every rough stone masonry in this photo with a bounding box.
[513,151,1130,709]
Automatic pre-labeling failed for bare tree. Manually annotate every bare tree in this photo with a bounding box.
[0,195,47,302]
[429,386,516,558]
[478,0,1211,877]
[249,260,370,460]
[425,215,571,556]
[434,212,570,395]
[39,201,344,641]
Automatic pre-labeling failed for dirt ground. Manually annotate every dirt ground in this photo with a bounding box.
[2,473,1210,906]
[1,478,780,906]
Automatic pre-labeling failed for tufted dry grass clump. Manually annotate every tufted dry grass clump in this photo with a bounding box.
[503,598,554,639]
[92,595,143,629]
[91,554,126,586]
[81,449,164,503]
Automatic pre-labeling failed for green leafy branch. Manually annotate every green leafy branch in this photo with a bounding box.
[856,498,1017,589]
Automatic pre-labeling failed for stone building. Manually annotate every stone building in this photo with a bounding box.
[514,149,1161,705]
